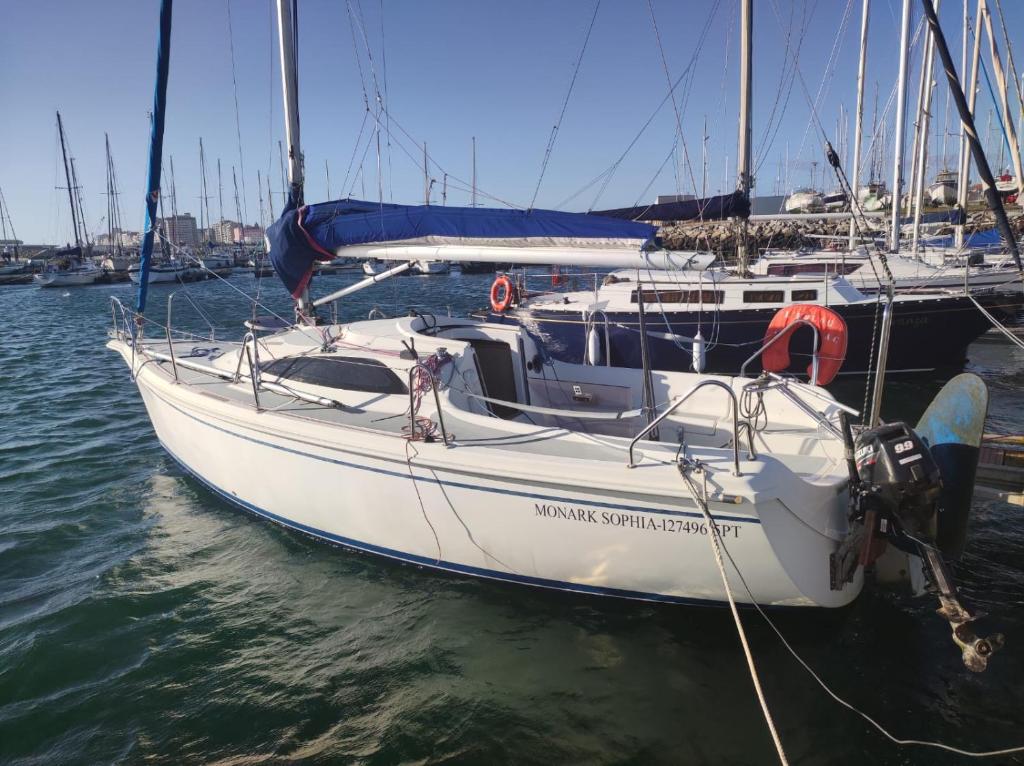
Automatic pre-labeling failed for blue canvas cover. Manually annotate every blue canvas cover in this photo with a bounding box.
[924,227,1005,249]
[266,198,657,297]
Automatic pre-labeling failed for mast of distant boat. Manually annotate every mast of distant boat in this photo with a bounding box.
[921,0,1021,272]
[848,0,870,249]
[56,111,82,253]
[199,138,212,254]
[979,0,1024,201]
[911,0,939,255]
[955,0,983,249]
[889,0,913,254]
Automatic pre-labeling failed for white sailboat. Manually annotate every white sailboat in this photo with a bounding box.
[36,112,100,288]
[110,0,1003,674]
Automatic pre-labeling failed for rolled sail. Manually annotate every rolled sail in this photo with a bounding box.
[266,198,657,297]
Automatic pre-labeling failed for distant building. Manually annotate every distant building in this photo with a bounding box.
[160,214,199,248]
[656,194,696,204]
[210,219,238,245]
[234,223,264,244]
[95,228,141,249]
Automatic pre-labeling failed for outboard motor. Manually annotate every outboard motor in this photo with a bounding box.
[853,423,942,553]
[832,376,1004,672]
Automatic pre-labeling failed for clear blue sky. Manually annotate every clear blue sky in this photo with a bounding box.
[2,0,1022,244]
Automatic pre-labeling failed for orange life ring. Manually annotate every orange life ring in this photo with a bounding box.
[761,304,848,385]
[490,275,515,312]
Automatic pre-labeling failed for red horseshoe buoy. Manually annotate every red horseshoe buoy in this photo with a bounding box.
[761,304,848,385]
[551,266,563,286]
[490,275,515,312]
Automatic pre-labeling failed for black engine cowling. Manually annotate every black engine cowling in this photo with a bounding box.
[854,422,942,550]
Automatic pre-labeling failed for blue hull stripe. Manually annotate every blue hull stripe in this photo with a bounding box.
[149,386,759,525]
[158,439,735,607]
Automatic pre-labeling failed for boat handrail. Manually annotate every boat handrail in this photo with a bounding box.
[408,362,451,446]
[738,318,821,384]
[627,379,744,475]
[166,293,179,383]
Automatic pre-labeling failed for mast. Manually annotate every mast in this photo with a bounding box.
[956,0,984,247]
[199,138,211,249]
[889,0,914,252]
[105,133,123,257]
[278,140,287,211]
[105,133,114,257]
[168,155,179,248]
[912,0,940,254]
[849,0,871,249]
[735,0,753,273]
[276,0,303,208]
[275,0,308,311]
[108,136,124,256]
[921,0,1021,271]
[70,157,90,248]
[232,165,243,259]
[423,143,429,204]
[0,187,16,259]
[136,0,172,312]
[267,172,274,220]
[980,0,1024,199]
[56,112,82,251]
[471,136,477,207]
[217,158,224,225]
[908,13,933,227]
[325,159,331,199]
[257,168,266,230]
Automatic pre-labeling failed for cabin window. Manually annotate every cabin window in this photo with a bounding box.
[631,289,723,304]
[766,263,859,276]
[791,289,818,301]
[261,356,408,394]
[742,290,784,303]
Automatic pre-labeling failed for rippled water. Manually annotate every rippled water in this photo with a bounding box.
[1,274,1023,765]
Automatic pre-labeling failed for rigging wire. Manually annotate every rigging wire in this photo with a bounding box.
[550,0,723,212]
[646,0,699,198]
[225,0,250,225]
[528,0,602,211]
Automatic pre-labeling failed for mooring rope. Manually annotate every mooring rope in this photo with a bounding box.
[676,458,1024,759]
[969,294,1024,350]
[676,461,789,766]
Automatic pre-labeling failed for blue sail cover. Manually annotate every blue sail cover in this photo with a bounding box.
[266,198,657,297]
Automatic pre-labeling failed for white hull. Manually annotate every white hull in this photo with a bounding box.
[784,191,825,214]
[927,182,957,207]
[34,269,99,287]
[412,259,450,275]
[109,317,864,609]
[129,264,189,284]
